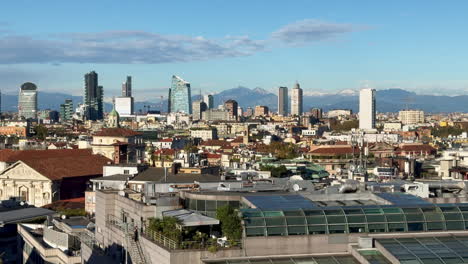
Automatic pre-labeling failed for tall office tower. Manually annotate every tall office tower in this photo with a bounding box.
[121,76,132,97]
[359,88,376,130]
[84,71,104,120]
[117,76,134,115]
[291,82,303,116]
[115,97,134,116]
[237,106,243,117]
[254,105,269,117]
[203,94,214,109]
[192,100,207,121]
[310,108,323,119]
[278,86,288,116]
[18,82,38,119]
[168,75,192,114]
[224,99,238,120]
[59,99,73,121]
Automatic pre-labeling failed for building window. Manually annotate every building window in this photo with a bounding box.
[124,170,130,174]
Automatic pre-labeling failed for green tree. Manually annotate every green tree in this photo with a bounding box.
[184,142,199,153]
[148,216,183,242]
[266,142,298,159]
[330,120,359,132]
[260,165,290,178]
[216,205,242,241]
[34,125,48,140]
[431,126,466,138]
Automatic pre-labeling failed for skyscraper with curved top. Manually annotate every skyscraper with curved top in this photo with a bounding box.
[18,82,38,119]
[168,75,192,114]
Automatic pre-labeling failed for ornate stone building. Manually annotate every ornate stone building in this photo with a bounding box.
[0,149,111,207]
[92,128,145,164]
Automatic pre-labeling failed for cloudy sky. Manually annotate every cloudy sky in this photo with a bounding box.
[1,1,468,100]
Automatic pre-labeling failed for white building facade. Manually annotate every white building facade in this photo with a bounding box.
[359,88,376,130]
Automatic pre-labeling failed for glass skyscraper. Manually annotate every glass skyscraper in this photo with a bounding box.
[18,82,38,119]
[84,71,104,120]
[60,99,73,121]
[122,76,132,97]
[168,75,192,114]
[203,94,214,109]
[278,86,288,116]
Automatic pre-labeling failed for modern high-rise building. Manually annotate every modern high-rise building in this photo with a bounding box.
[291,82,303,116]
[168,75,192,114]
[203,94,214,109]
[18,82,38,119]
[115,97,134,116]
[244,107,253,117]
[121,76,132,97]
[192,100,207,121]
[59,99,73,122]
[117,76,134,116]
[84,71,104,120]
[310,108,323,119]
[399,110,424,125]
[359,88,376,130]
[224,99,238,120]
[278,86,288,116]
[254,105,269,117]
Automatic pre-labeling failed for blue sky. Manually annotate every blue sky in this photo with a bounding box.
[1,1,467,101]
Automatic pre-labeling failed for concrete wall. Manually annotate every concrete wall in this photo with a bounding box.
[43,226,70,251]
[139,235,243,264]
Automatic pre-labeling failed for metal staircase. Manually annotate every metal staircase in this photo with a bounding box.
[126,233,148,264]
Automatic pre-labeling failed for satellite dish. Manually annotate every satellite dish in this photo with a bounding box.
[292,184,301,192]
[336,168,342,174]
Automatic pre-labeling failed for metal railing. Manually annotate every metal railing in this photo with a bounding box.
[143,229,178,250]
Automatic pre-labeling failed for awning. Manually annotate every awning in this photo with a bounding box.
[162,209,219,227]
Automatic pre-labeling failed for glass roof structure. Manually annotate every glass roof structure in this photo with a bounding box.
[241,204,468,237]
[204,255,359,264]
[377,236,468,264]
[244,195,318,210]
[358,250,392,264]
[375,192,432,205]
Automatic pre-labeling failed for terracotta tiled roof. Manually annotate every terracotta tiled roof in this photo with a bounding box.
[154,149,176,155]
[200,140,229,147]
[159,138,173,142]
[0,149,111,181]
[0,149,95,163]
[42,197,85,210]
[309,145,357,155]
[93,128,142,137]
[395,143,436,153]
[206,153,222,159]
[20,154,111,181]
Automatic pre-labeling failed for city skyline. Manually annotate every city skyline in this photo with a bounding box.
[0,1,467,99]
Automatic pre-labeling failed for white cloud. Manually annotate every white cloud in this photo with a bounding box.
[271,19,364,45]
[0,19,365,64]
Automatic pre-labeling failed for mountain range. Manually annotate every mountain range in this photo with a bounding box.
[1,88,466,113]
